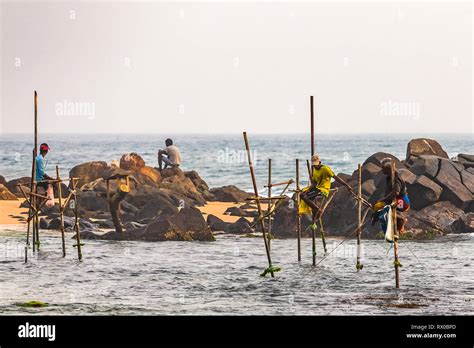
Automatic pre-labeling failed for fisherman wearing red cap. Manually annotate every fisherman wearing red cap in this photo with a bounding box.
[36,143,54,190]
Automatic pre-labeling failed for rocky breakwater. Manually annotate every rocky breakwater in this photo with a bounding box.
[271,138,474,239]
[31,152,253,242]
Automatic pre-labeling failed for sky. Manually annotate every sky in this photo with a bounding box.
[0,1,472,134]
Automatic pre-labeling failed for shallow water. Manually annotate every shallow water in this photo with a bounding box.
[0,227,472,315]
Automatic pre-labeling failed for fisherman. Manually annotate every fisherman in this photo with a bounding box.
[300,154,355,220]
[35,143,54,190]
[371,158,410,234]
[158,138,182,171]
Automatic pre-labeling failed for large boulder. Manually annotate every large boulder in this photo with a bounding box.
[457,154,474,169]
[77,190,109,211]
[69,161,112,189]
[407,201,465,233]
[6,177,31,197]
[134,192,178,221]
[434,159,472,209]
[406,138,448,164]
[82,206,214,242]
[363,152,404,170]
[0,175,7,186]
[210,185,252,202]
[119,153,145,171]
[460,169,474,194]
[0,184,18,200]
[206,214,229,232]
[272,197,298,237]
[406,155,440,178]
[224,217,253,234]
[184,170,213,201]
[159,169,207,205]
[449,213,474,233]
[406,175,443,210]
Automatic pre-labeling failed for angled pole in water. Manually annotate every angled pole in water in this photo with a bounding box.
[296,159,301,261]
[392,161,400,288]
[267,159,272,251]
[243,132,274,277]
[56,166,66,257]
[356,164,363,271]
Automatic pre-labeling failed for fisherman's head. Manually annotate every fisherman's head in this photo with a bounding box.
[165,138,173,147]
[39,143,50,156]
[311,154,322,169]
[381,157,393,175]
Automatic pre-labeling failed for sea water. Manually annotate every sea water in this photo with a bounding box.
[0,133,472,315]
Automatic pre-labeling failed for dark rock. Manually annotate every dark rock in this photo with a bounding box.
[160,171,207,205]
[272,197,298,237]
[406,175,442,211]
[40,203,60,216]
[119,153,145,171]
[363,152,404,170]
[434,159,472,209]
[224,217,253,234]
[460,170,474,194]
[406,138,448,163]
[134,192,178,220]
[0,184,18,200]
[69,161,112,189]
[398,168,417,185]
[97,220,115,229]
[210,185,252,202]
[361,179,376,196]
[449,213,474,233]
[407,155,440,178]
[457,154,474,169]
[48,216,74,229]
[184,170,213,200]
[0,175,6,186]
[224,206,256,217]
[77,191,109,211]
[6,177,31,197]
[206,214,229,232]
[361,162,381,182]
[39,218,48,229]
[407,201,465,233]
[239,203,257,210]
[20,200,30,208]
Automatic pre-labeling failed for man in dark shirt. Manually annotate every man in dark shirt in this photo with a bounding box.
[372,158,410,234]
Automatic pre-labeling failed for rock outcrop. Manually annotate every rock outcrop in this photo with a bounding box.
[273,139,473,239]
[209,185,252,202]
[0,184,18,200]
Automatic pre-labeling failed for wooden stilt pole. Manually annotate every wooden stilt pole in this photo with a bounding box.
[296,159,301,261]
[310,95,315,157]
[392,161,400,288]
[311,215,316,265]
[72,179,83,260]
[356,164,363,271]
[243,132,275,277]
[33,91,39,251]
[56,166,66,257]
[319,216,327,254]
[267,159,272,251]
[27,149,36,247]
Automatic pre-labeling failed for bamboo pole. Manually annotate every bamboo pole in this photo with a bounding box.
[311,215,316,266]
[310,95,315,157]
[34,91,38,155]
[306,160,311,181]
[356,164,363,271]
[267,159,272,251]
[56,166,66,257]
[318,218,327,253]
[296,159,301,261]
[243,132,274,277]
[72,179,83,260]
[26,149,36,247]
[32,154,37,253]
[392,161,400,288]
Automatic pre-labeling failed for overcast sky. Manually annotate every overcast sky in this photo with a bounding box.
[0,1,472,134]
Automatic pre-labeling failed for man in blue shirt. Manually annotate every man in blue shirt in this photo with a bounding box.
[36,143,53,189]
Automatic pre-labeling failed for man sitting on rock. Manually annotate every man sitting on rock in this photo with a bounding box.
[158,138,182,171]
[371,158,411,235]
[301,154,355,221]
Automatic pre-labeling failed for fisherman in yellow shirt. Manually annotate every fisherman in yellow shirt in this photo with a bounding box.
[301,154,355,220]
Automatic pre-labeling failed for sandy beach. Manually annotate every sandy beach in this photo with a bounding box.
[0,199,263,227]
[0,200,27,225]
